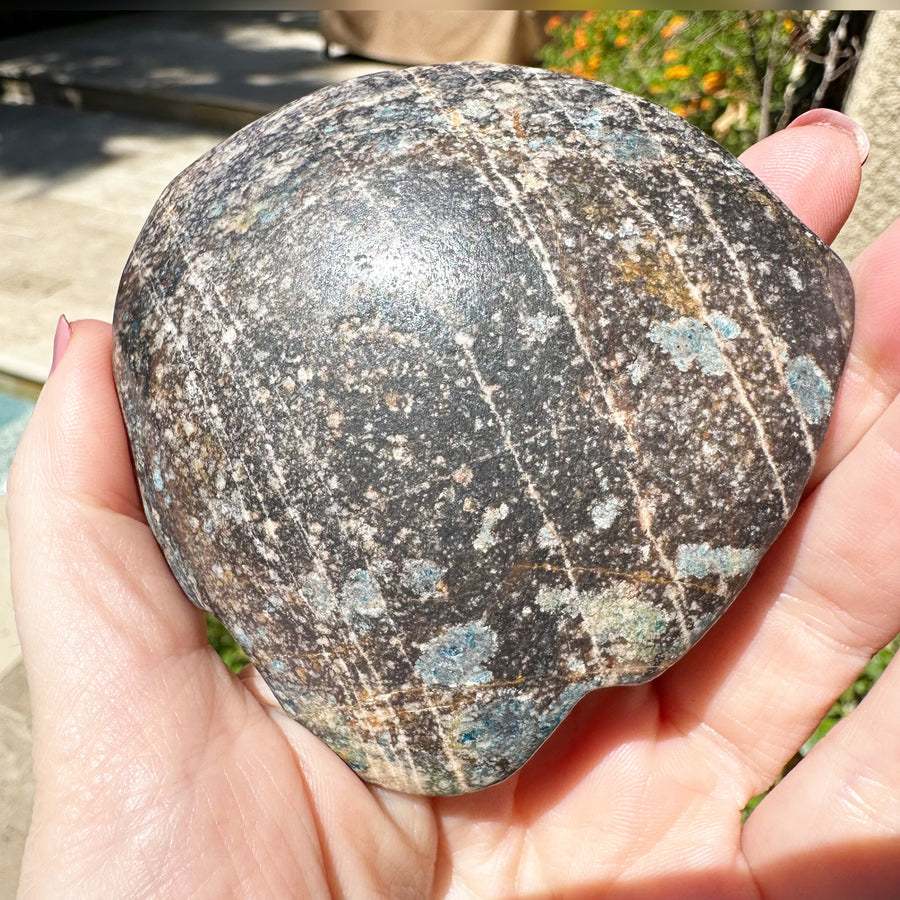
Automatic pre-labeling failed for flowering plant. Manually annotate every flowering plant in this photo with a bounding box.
[539,11,811,156]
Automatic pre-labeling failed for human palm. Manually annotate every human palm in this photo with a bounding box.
[11,118,900,899]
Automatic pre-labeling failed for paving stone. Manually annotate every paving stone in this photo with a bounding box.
[0,103,227,379]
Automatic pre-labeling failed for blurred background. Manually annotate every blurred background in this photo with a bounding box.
[0,11,897,894]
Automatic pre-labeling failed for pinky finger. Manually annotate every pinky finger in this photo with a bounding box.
[742,652,900,900]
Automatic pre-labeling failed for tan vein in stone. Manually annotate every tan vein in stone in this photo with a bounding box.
[144,259,350,620]
[533,81,791,522]
[346,664,661,711]
[510,561,724,597]
[377,423,577,504]
[416,66,690,646]
[268,110,475,791]
[135,258,306,577]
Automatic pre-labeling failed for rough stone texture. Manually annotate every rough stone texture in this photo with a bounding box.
[113,62,853,795]
[833,11,900,263]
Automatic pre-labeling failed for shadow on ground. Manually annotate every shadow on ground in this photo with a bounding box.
[0,12,376,134]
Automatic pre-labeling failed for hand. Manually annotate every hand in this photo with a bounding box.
[10,115,899,900]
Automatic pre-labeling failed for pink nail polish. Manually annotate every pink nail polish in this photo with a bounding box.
[50,315,72,376]
[786,108,870,165]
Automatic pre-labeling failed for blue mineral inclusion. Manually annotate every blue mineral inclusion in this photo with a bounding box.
[340,568,385,619]
[374,104,402,120]
[458,697,536,752]
[711,312,741,340]
[574,108,660,161]
[675,543,761,580]
[649,316,733,375]
[415,621,495,687]
[401,558,445,597]
[786,355,832,424]
[527,135,557,151]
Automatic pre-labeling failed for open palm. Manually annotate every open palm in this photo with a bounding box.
[11,119,900,900]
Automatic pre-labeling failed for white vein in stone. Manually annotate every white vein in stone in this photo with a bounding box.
[533,78,791,522]
[454,334,579,591]
[423,66,691,644]
[266,109,478,791]
[178,257,436,794]
[626,95,817,468]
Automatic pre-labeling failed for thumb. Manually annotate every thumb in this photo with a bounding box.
[7,319,207,744]
[9,318,144,519]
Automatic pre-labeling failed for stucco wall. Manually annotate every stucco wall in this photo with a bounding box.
[833,11,900,262]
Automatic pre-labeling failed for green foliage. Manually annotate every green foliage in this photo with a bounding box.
[539,10,808,156]
[205,612,250,673]
[801,634,900,755]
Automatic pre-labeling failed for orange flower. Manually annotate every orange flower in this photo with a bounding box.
[614,34,629,48]
[544,14,563,34]
[701,71,725,94]
[629,10,643,17]
[581,11,596,24]
[783,18,795,33]
[672,105,689,118]
[617,15,630,29]
[700,97,713,111]
[587,53,602,70]
[664,64,692,81]
[663,48,680,63]
[573,27,589,51]
[572,60,587,77]
[660,14,688,39]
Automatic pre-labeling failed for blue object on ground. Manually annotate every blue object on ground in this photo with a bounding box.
[0,391,34,494]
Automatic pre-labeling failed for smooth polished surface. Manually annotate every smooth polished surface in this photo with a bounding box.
[113,63,854,794]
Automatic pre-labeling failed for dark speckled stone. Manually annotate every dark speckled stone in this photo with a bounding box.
[112,62,853,795]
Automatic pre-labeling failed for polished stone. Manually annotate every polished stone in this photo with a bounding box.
[113,62,854,795]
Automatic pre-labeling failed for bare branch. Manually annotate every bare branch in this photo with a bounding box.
[812,13,849,108]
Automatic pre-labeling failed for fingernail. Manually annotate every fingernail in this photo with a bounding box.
[787,109,870,165]
[50,315,72,376]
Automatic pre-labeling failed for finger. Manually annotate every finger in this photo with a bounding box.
[9,319,144,521]
[7,320,208,727]
[738,114,890,494]
[809,217,900,488]
[738,111,865,245]
[658,384,900,798]
[239,664,282,708]
[743,650,900,900]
